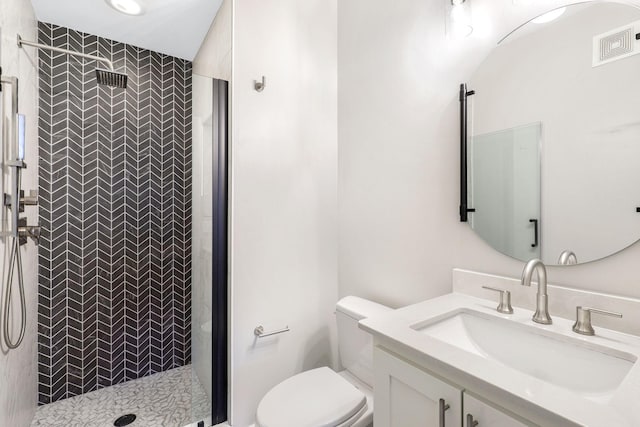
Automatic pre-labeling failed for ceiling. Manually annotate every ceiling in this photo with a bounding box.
[30,0,223,60]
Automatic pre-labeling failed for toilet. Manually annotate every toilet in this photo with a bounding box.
[255,296,391,427]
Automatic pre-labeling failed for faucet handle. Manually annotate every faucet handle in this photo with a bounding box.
[572,306,622,336]
[482,286,514,314]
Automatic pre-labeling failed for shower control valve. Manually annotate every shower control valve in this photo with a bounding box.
[4,190,38,212]
[17,217,40,246]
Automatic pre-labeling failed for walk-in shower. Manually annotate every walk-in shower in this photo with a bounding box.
[2,21,228,426]
[27,22,227,427]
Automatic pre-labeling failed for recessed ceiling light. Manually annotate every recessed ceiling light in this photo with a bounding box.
[105,0,144,16]
[531,7,566,24]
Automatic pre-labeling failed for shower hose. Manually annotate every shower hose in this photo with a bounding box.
[3,170,26,349]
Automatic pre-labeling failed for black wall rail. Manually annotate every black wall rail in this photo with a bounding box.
[459,83,475,222]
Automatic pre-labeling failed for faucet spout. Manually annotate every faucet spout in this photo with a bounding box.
[557,250,578,265]
[520,259,552,325]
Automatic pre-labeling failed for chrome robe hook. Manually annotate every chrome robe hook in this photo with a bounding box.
[254,76,266,92]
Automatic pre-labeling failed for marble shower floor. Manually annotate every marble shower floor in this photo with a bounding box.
[31,366,211,427]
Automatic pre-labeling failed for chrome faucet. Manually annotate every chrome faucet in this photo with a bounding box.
[557,250,578,265]
[520,259,552,324]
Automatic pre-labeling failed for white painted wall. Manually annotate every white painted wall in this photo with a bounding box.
[194,0,232,81]
[338,0,640,307]
[230,0,338,425]
[0,1,39,426]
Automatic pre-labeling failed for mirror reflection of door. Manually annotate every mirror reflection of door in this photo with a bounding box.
[471,123,541,261]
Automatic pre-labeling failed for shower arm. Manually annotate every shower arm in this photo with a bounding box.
[17,35,115,71]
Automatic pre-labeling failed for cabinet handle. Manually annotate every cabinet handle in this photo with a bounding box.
[467,413,479,427]
[439,398,450,427]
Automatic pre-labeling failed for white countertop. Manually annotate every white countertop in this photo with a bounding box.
[359,292,640,427]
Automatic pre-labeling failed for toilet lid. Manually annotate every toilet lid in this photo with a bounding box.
[256,367,367,427]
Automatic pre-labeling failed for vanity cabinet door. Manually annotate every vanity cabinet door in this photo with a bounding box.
[374,347,462,427]
[464,393,534,427]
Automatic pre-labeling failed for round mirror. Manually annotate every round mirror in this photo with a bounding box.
[468,1,640,265]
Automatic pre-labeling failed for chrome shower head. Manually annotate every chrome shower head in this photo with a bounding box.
[95,68,128,89]
[17,34,129,89]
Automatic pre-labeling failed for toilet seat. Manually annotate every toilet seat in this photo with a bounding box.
[256,367,367,427]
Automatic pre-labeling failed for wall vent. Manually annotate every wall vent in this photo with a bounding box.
[593,20,640,67]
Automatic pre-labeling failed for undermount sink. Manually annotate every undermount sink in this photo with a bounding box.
[412,309,636,400]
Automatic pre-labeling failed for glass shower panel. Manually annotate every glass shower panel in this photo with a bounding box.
[190,74,228,426]
[470,123,541,261]
[191,74,214,425]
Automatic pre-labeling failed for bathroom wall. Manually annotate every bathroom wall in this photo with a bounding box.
[338,0,640,306]
[193,0,232,81]
[37,23,193,404]
[230,0,338,425]
[0,1,39,425]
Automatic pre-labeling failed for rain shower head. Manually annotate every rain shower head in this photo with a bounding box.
[96,68,128,89]
[17,34,128,89]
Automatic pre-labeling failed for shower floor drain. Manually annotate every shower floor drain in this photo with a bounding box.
[113,414,136,426]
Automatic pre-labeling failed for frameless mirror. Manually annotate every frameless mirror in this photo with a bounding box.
[467,1,640,265]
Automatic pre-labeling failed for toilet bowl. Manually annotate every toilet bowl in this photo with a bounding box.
[255,296,391,427]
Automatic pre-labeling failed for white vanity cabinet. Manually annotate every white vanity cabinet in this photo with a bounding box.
[374,347,534,427]
[361,292,638,426]
[374,347,461,427]
[464,393,530,427]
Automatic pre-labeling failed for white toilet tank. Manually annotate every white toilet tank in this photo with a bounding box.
[336,296,391,388]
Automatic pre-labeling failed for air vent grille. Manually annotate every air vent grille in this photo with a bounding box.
[593,20,640,67]
[600,28,633,61]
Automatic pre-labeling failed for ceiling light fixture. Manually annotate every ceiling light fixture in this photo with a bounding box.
[531,7,566,24]
[447,0,474,39]
[105,0,145,16]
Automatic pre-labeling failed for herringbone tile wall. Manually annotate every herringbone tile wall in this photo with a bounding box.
[37,22,193,405]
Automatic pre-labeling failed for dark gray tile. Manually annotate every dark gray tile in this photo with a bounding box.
[38,23,192,404]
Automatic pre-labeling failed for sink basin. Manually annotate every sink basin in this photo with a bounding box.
[412,309,636,400]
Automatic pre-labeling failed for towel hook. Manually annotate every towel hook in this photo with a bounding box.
[254,76,266,92]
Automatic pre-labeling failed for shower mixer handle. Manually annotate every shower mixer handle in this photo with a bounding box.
[4,189,38,212]
[7,160,26,168]
[18,220,40,246]
[20,190,38,206]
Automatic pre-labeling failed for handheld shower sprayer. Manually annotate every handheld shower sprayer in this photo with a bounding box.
[0,70,27,350]
[17,34,128,89]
